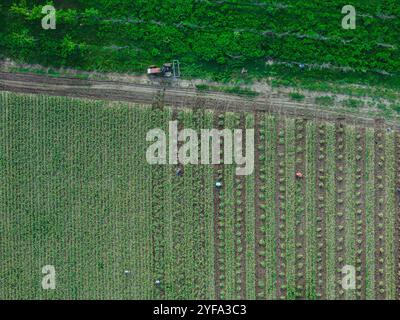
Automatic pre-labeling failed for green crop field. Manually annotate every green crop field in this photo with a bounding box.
[0,91,399,299]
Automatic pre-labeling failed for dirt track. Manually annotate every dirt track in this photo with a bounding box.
[0,72,398,129]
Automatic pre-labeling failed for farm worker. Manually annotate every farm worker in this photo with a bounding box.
[124,270,132,277]
[296,171,304,179]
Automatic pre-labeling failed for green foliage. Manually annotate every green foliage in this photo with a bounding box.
[289,92,305,101]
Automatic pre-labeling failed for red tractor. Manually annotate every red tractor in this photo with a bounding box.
[147,60,180,78]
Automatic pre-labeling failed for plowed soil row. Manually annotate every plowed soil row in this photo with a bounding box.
[213,112,224,299]
[394,133,400,300]
[355,128,367,300]
[254,112,265,299]
[276,118,287,299]
[374,120,386,300]
[315,122,327,299]
[395,132,400,299]
[335,120,346,299]
[1,72,397,129]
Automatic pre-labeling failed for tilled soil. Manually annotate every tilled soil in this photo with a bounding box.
[234,113,247,300]
[395,132,400,299]
[294,119,307,299]
[355,128,367,300]
[315,122,327,299]
[275,118,287,299]
[374,119,386,299]
[1,72,397,129]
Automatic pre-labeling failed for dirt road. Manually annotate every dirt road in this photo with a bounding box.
[0,72,397,129]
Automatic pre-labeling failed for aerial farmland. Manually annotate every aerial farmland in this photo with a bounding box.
[0,1,400,302]
[1,90,399,300]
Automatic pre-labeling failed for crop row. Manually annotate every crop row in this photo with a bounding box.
[167,110,188,299]
[256,114,277,299]
[222,113,238,299]
[3,92,400,300]
[294,119,307,298]
[384,130,396,299]
[191,109,215,299]
[232,113,246,299]
[0,94,168,298]
[163,110,216,299]
[395,132,400,299]
[245,113,256,300]
[335,121,346,299]
[214,112,225,299]
[365,128,376,299]
[275,119,287,299]
[325,123,337,299]
[285,120,297,299]
[354,129,367,299]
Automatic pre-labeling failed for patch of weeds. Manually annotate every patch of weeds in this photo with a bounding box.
[289,92,305,101]
[195,84,259,97]
[391,104,400,114]
[342,98,364,109]
[195,84,209,91]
